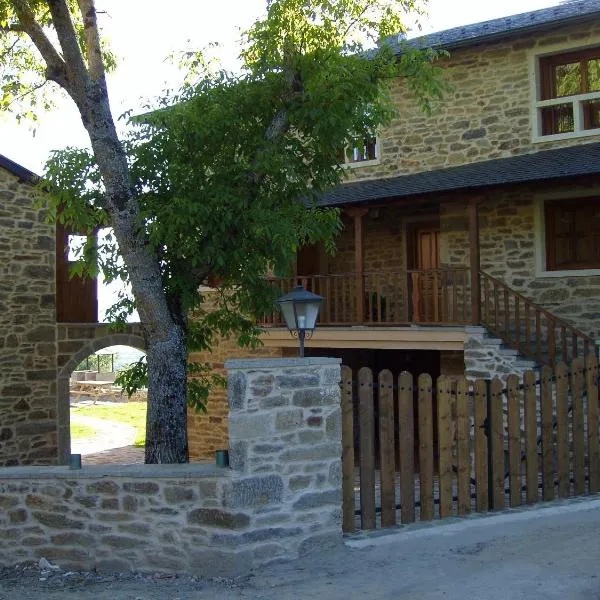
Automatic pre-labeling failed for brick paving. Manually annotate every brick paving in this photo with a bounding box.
[81,445,145,465]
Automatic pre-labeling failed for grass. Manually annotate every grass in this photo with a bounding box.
[70,422,99,440]
[71,402,147,447]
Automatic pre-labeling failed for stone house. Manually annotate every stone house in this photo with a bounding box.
[191,1,600,459]
[4,1,600,467]
[0,154,143,467]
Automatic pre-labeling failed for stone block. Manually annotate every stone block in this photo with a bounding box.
[31,511,84,530]
[101,534,148,549]
[164,486,196,504]
[292,489,341,510]
[225,475,283,508]
[51,532,94,546]
[325,409,341,439]
[228,412,271,440]
[276,374,319,389]
[187,508,250,529]
[275,409,303,432]
[122,481,159,495]
[86,481,119,495]
[228,372,247,410]
[293,388,338,407]
[228,441,248,473]
[282,443,340,462]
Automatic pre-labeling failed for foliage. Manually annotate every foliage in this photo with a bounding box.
[75,352,114,372]
[2,0,449,408]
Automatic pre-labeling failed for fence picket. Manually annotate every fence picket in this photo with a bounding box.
[358,367,376,529]
[456,377,471,516]
[555,362,570,498]
[507,374,521,507]
[398,372,415,524]
[571,358,585,496]
[586,354,600,494]
[490,378,505,510]
[474,379,489,513]
[341,366,355,533]
[418,373,434,521]
[437,376,453,518]
[540,365,554,502]
[524,371,538,505]
[378,370,396,528]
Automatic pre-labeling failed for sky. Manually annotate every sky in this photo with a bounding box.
[0,0,561,321]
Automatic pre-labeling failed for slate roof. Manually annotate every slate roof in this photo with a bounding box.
[386,0,600,53]
[318,143,600,207]
[0,153,37,183]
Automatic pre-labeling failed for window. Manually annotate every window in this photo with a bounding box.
[338,136,379,166]
[545,197,600,271]
[536,47,600,138]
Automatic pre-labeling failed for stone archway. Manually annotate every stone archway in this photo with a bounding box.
[56,323,145,464]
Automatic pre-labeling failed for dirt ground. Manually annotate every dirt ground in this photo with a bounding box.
[1,497,600,600]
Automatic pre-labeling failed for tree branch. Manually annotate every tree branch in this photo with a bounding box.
[77,0,105,83]
[46,0,89,101]
[11,0,69,90]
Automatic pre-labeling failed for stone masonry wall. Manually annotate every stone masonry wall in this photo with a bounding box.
[0,167,58,467]
[441,181,600,339]
[188,335,284,462]
[226,357,342,560]
[344,20,600,184]
[0,357,343,576]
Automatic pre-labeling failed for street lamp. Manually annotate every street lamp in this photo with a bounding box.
[277,285,323,357]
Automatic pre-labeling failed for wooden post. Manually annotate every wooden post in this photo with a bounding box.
[468,197,481,325]
[347,207,368,324]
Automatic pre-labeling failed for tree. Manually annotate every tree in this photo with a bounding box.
[1,0,446,463]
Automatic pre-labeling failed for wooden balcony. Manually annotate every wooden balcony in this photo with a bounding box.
[261,268,471,327]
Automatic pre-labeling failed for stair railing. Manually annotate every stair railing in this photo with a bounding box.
[480,271,596,365]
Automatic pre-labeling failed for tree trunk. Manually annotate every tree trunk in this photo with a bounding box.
[144,323,189,463]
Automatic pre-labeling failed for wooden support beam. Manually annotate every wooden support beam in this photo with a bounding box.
[346,207,369,323]
[468,198,481,325]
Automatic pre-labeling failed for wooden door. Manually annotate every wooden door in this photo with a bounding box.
[408,223,441,322]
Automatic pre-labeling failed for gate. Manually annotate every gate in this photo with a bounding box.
[342,354,600,532]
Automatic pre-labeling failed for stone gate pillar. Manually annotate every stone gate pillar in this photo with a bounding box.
[224,357,343,561]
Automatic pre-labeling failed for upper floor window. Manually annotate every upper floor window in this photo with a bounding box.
[535,47,600,139]
[338,136,379,166]
[545,197,600,271]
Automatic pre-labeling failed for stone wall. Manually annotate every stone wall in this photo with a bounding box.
[226,357,342,557]
[344,20,600,184]
[0,166,57,467]
[0,357,343,576]
[188,334,284,462]
[441,182,600,339]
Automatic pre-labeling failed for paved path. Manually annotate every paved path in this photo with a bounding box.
[2,496,600,599]
[71,415,137,456]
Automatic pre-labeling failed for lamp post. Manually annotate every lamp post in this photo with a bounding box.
[276,285,324,357]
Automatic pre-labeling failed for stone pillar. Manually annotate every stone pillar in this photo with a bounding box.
[225,357,343,563]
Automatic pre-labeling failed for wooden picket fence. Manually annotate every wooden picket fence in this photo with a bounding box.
[341,354,600,533]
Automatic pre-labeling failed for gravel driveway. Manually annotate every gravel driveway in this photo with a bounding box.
[1,497,599,599]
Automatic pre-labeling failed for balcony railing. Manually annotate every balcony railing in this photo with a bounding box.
[261,268,470,327]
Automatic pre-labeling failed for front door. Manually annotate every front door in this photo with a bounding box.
[408,223,441,322]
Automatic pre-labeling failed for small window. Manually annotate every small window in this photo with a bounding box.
[538,47,600,137]
[339,136,378,165]
[545,197,600,271]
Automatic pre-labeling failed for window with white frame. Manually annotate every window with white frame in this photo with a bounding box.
[338,136,379,165]
[534,46,600,138]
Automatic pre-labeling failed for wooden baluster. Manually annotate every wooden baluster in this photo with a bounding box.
[503,288,510,343]
[325,276,332,324]
[433,270,440,323]
[493,282,499,334]
[452,269,458,324]
[411,272,420,323]
[402,271,409,323]
[548,319,556,364]
[342,276,347,324]
[515,296,521,353]
[584,338,589,358]
[535,310,542,363]
[560,327,567,363]
[483,275,490,325]
[572,332,578,360]
[525,302,531,356]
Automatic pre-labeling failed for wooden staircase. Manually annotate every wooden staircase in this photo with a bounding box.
[479,271,597,366]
